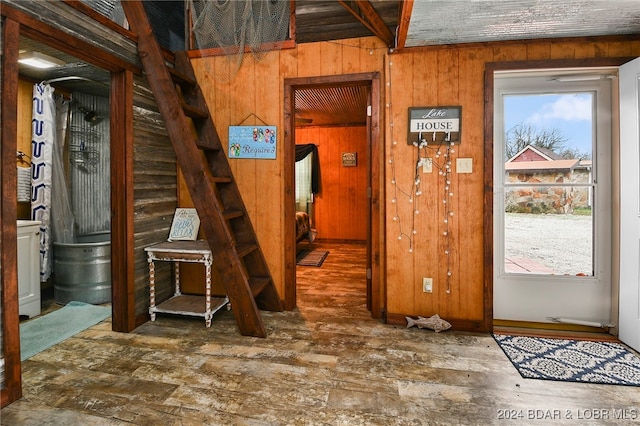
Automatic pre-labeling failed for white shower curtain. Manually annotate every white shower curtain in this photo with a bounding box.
[51,95,75,245]
[31,84,76,281]
[31,83,55,282]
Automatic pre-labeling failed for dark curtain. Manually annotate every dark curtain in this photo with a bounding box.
[295,144,320,194]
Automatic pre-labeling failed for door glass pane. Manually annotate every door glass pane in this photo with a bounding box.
[503,93,594,276]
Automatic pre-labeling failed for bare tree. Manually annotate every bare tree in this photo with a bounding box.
[559,147,591,160]
[505,123,569,159]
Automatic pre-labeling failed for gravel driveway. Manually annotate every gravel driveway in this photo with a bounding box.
[504,213,593,275]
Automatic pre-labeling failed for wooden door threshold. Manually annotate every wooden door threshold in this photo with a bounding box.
[493,320,619,342]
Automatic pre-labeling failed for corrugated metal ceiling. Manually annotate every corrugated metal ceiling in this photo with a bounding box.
[295,85,369,127]
[405,0,640,47]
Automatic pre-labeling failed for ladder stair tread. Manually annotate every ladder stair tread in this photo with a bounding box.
[168,66,197,88]
[249,277,271,297]
[210,176,233,184]
[180,101,209,120]
[236,243,258,258]
[195,135,221,151]
[223,209,244,220]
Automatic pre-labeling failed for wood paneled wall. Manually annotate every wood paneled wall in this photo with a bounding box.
[131,74,178,317]
[16,80,32,161]
[191,37,385,302]
[191,37,640,330]
[385,38,640,329]
[295,126,368,241]
[385,46,489,328]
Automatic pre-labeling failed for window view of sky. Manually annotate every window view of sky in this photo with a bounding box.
[504,93,593,155]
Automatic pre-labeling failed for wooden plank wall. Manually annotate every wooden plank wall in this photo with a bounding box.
[131,75,178,317]
[386,39,640,329]
[192,36,640,330]
[16,79,33,220]
[295,126,368,241]
[191,38,384,303]
[385,46,489,327]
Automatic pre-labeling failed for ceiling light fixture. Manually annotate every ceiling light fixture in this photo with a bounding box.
[18,51,65,69]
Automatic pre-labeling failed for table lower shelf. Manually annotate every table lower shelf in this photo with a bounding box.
[150,294,229,327]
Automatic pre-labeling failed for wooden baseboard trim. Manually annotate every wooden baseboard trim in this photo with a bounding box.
[493,319,618,341]
[387,312,489,333]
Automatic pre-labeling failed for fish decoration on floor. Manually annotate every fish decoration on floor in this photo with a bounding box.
[406,314,452,333]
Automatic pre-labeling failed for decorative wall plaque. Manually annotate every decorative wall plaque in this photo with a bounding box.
[228,125,277,159]
[342,152,357,167]
[408,106,461,145]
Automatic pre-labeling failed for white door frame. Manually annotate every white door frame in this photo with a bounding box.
[493,68,614,325]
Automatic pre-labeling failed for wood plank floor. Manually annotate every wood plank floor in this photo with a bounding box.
[3,242,640,425]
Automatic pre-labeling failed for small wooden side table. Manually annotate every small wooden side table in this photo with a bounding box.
[144,240,229,327]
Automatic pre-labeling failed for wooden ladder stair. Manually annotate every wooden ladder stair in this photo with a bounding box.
[122,1,283,338]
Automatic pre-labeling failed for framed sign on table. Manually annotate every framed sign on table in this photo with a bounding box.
[168,208,200,241]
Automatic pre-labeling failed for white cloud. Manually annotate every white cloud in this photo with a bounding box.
[527,94,592,124]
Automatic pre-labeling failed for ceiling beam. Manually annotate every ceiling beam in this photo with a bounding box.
[338,0,395,47]
[395,0,413,50]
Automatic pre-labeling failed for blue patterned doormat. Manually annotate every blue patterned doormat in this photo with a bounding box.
[493,334,640,386]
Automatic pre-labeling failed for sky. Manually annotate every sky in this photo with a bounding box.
[503,93,593,156]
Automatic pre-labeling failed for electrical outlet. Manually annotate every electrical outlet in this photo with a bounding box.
[422,157,433,173]
[456,157,473,173]
[422,277,433,293]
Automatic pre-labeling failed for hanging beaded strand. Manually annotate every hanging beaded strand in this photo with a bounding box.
[413,136,456,295]
[387,56,421,253]
[440,140,455,294]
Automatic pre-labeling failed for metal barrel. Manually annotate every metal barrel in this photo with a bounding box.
[53,232,111,305]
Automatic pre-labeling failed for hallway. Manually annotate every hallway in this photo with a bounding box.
[2,243,639,425]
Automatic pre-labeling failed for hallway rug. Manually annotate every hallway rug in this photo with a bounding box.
[493,334,640,386]
[296,249,329,266]
[20,301,111,361]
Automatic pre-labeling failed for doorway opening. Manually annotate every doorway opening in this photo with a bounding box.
[15,34,113,328]
[284,73,381,318]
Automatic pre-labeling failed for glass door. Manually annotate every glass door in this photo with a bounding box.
[494,70,613,325]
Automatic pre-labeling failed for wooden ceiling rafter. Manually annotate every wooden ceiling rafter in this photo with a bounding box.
[337,0,395,48]
[395,0,414,50]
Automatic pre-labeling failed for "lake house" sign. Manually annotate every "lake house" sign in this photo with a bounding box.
[408,106,461,145]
